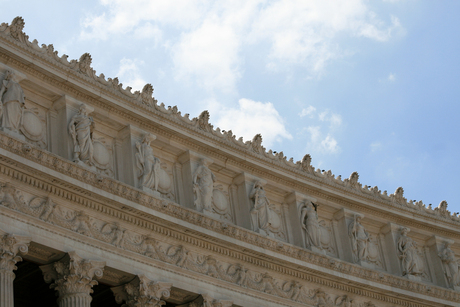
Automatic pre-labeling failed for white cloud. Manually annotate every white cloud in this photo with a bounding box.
[207,98,292,148]
[80,0,404,91]
[319,110,342,128]
[388,73,396,81]
[116,58,146,91]
[299,106,317,117]
[370,141,383,152]
[305,126,341,154]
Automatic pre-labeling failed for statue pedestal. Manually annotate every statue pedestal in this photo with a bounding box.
[141,186,161,198]
[0,127,25,141]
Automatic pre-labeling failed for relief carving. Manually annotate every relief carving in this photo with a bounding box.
[0,183,418,306]
[69,103,95,167]
[348,215,369,263]
[439,242,460,289]
[136,133,173,198]
[0,70,25,135]
[397,227,425,278]
[249,181,284,239]
[300,201,322,251]
[193,159,215,213]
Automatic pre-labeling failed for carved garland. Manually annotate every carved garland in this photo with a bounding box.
[0,183,439,307]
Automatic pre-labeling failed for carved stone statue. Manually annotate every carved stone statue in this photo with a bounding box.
[439,242,460,288]
[300,201,322,250]
[250,181,272,233]
[136,134,161,192]
[348,215,369,263]
[0,70,25,134]
[68,104,95,166]
[193,159,215,212]
[397,227,425,276]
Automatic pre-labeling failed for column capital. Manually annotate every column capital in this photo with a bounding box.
[112,275,172,307]
[40,251,105,300]
[0,230,30,272]
[201,293,233,307]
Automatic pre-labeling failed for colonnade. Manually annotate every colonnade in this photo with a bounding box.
[0,230,233,307]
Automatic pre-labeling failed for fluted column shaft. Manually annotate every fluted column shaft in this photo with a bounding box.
[40,251,105,307]
[0,231,31,307]
[0,270,15,307]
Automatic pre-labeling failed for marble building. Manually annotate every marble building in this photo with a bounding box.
[0,16,459,307]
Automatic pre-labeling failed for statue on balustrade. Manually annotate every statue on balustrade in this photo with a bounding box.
[439,242,460,288]
[0,70,25,134]
[348,215,369,263]
[300,201,322,250]
[69,104,94,166]
[193,159,215,212]
[397,227,425,276]
[136,134,161,192]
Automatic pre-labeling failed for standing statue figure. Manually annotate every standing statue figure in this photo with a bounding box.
[439,242,460,288]
[192,159,215,212]
[0,70,25,133]
[68,104,95,165]
[348,215,369,262]
[397,227,425,276]
[300,201,322,249]
[249,181,271,233]
[136,134,161,192]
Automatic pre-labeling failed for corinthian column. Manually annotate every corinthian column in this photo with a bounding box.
[0,230,30,307]
[39,251,105,307]
[111,275,172,307]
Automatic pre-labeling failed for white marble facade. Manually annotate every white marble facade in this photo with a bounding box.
[0,16,459,307]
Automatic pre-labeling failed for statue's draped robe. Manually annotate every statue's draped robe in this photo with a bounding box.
[1,78,25,132]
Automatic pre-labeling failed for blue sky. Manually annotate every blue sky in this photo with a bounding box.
[2,1,459,213]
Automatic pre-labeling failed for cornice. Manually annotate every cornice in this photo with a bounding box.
[0,17,458,230]
[0,133,457,306]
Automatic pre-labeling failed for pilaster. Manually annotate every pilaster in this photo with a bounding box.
[0,230,30,307]
[111,275,172,307]
[40,251,105,307]
[380,223,403,275]
[232,172,263,230]
[116,125,150,187]
[49,95,86,160]
[426,236,454,288]
[333,208,362,263]
[178,150,213,210]
[285,192,316,247]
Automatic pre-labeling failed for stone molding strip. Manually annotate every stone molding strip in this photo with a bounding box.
[0,188,446,307]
